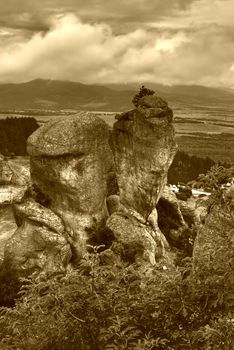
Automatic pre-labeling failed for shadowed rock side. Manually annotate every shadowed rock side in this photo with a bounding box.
[0,155,72,279]
[107,94,177,265]
[27,113,113,264]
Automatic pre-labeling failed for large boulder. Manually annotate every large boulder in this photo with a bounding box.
[107,212,163,266]
[3,198,72,278]
[106,195,169,262]
[27,113,113,262]
[107,94,177,265]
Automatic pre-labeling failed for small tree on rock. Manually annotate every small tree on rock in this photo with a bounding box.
[132,85,155,107]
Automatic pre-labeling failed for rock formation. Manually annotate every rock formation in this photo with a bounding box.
[2,113,113,278]
[1,94,178,277]
[28,113,112,262]
[110,95,176,219]
[107,94,177,265]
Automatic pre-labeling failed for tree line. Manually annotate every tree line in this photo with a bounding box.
[0,117,39,156]
[168,150,231,184]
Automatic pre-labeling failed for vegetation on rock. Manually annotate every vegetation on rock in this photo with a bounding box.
[132,85,155,107]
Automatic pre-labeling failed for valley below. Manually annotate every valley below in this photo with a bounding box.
[0,79,234,164]
[1,103,233,164]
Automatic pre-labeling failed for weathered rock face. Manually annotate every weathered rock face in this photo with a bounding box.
[106,194,170,256]
[110,95,177,220]
[3,198,72,277]
[0,157,31,265]
[27,113,113,262]
[107,212,162,266]
[0,157,31,187]
[107,94,177,265]
[0,156,31,206]
[193,196,234,282]
[178,199,198,227]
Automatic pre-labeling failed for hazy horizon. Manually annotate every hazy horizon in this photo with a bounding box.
[1,78,234,92]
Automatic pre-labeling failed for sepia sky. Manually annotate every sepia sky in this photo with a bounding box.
[0,0,234,87]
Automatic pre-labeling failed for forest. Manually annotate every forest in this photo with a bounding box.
[0,117,39,156]
[167,150,231,185]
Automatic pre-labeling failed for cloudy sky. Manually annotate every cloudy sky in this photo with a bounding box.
[0,0,234,86]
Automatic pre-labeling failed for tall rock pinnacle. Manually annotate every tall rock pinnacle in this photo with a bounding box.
[110,93,177,220]
[107,93,177,266]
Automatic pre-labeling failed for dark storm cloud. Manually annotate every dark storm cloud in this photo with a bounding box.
[0,0,198,33]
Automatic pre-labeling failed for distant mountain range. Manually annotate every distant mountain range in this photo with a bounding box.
[0,79,234,112]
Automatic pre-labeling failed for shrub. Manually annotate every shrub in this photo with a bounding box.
[0,249,233,350]
[132,86,155,107]
[194,164,234,192]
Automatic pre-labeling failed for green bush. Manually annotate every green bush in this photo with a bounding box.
[0,249,233,350]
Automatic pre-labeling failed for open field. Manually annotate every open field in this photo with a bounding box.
[174,122,234,135]
[1,103,234,165]
[176,133,234,164]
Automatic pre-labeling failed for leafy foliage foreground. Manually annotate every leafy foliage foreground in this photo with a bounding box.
[0,250,233,350]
